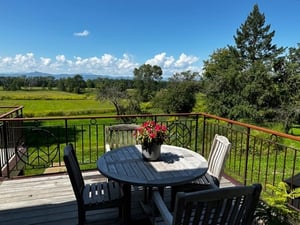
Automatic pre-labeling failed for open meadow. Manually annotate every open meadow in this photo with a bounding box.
[0,89,115,117]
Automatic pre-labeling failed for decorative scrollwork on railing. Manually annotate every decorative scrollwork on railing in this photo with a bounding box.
[15,127,60,168]
[165,121,192,148]
[90,118,98,125]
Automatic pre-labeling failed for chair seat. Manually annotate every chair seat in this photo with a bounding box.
[83,181,123,209]
[192,173,219,186]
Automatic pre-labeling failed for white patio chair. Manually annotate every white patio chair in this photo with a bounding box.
[105,123,140,152]
[171,134,232,209]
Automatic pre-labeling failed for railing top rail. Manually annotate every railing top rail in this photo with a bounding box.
[201,112,300,142]
[0,113,196,122]
[1,111,300,142]
[0,106,24,119]
[0,106,23,108]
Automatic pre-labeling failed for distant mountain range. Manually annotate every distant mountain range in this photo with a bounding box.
[0,71,133,80]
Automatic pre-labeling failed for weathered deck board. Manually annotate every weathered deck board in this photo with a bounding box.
[0,170,234,225]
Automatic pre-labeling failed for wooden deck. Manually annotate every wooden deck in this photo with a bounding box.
[0,171,235,225]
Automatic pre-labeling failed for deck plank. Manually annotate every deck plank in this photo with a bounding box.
[0,170,234,225]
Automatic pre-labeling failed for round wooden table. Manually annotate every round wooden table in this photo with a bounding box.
[97,144,208,224]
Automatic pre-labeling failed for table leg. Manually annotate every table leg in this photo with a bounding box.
[122,183,131,225]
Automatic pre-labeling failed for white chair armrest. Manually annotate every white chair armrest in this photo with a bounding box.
[105,144,111,152]
[152,191,173,225]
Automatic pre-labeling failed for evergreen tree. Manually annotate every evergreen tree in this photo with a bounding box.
[234,4,284,66]
[203,4,285,122]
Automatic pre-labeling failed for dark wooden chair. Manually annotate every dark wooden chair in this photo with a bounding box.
[105,123,140,152]
[63,144,123,225]
[171,134,232,209]
[152,183,262,225]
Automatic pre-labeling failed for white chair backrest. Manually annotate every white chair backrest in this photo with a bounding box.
[105,124,140,151]
[207,134,231,181]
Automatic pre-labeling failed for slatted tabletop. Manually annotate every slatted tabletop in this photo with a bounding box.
[97,144,208,225]
[97,144,208,187]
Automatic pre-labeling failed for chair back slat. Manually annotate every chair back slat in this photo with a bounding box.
[63,144,85,203]
[207,134,231,181]
[173,184,262,225]
[105,124,140,151]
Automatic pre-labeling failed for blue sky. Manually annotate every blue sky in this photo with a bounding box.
[0,0,299,78]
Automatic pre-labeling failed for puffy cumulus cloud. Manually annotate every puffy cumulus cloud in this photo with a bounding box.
[118,54,138,70]
[174,53,199,68]
[1,56,13,64]
[101,54,116,66]
[0,52,201,77]
[145,52,175,68]
[145,52,200,76]
[73,30,90,37]
[40,57,51,66]
[15,53,34,65]
[0,53,37,72]
[56,55,66,62]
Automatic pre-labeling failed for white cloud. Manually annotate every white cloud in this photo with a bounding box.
[73,30,90,37]
[56,55,66,62]
[145,52,200,76]
[0,52,201,77]
[145,52,166,65]
[118,54,137,70]
[40,57,51,66]
[2,57,12,64]
[101,54,115,66]
[174,53,199,68]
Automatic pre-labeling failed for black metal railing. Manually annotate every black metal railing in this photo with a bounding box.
[0,106,24,177]
[1,112,300,210]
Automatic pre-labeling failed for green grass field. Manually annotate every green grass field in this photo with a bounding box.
[0,89,115,117]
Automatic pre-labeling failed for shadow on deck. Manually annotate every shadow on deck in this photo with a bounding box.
[0,171,235,225]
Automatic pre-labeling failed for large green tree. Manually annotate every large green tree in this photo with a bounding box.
[203,4,285,122]
[155,71,200,113]
[203,48,247,119]
[274,44,300,132]
[133,64,163,102]
[234,4,284,65]
[96,78,141,122]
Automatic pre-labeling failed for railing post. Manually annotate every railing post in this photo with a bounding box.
[0,123,3,177]
[194,114,199,152]
[2,121,9,178]
[65,119,68,145]
[201,115,207,156]
[243,127,250,185]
